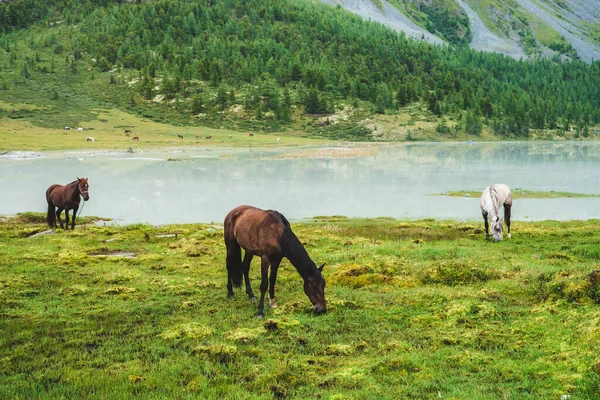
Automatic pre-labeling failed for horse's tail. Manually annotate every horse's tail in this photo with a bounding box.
[46,187,56,227]
[224,216,243,288]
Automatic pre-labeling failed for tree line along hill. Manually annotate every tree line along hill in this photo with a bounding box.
[0,0,599,141]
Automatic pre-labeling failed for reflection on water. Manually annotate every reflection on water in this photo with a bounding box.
[1,141,599,224]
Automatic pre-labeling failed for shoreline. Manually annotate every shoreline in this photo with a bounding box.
[2,139,600,161]
[3,213,600,229]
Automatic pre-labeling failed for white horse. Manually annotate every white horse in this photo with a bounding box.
[480,184,512,241]
[86,137,94,143]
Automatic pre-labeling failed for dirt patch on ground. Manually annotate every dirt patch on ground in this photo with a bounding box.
[88,251,137,258]
[266,146,379,159]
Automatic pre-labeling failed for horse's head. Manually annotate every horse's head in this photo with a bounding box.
[77,178,90,201]
[304,263,326,314]
[491,217,503,241]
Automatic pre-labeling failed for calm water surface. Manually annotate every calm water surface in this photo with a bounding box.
[1,141,599,224]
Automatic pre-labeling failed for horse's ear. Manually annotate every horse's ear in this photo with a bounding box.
[318,263,325,272]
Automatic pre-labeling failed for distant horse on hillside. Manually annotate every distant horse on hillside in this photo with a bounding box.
[177,134,183,139]
[205,135,212,139]
[224,205,327,317]
[86,137,94,142]
[46,178,90,230]
[132,136,139,141]
[480,184,512,241]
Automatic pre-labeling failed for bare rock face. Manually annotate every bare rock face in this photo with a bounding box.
[320,0,600,63]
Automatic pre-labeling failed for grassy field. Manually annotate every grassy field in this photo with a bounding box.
[1,213,600,399]
[0,108,328,152]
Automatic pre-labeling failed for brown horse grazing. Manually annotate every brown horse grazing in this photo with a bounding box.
[46,178,90,230]
[224,205,326,317]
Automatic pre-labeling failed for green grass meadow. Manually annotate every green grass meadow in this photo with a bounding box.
[1,214,600,399]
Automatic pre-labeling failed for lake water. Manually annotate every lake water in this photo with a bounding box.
[1,141,599,225]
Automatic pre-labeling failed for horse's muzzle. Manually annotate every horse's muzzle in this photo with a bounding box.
[82,194,90,201]
[314,305,327,314]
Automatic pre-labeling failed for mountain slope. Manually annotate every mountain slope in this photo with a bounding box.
[514,0,600,63]
[321,0,600,62]
[320,0,446,45]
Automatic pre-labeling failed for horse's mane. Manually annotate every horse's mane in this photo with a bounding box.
[489,186,499,217]
[275,211,291,228]
[276,212,318,279]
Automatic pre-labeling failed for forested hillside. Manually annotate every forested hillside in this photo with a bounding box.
[0,0,599,141]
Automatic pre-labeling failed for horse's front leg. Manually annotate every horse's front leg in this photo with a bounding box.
[241,251,256,301]
[56,208,65,229]
[256,256,270,318]
[71,205,79,230]
[268,256,283,308]
[482,211,489,240]
[504,204,512,239]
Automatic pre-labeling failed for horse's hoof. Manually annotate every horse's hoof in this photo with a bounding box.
[227,294,234,299]
[249,296,257,302]
[255,312,264,318]
[269,298,278,308]
[507,233,512,239]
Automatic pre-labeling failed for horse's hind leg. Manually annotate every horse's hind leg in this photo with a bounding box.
[225,239,242,299]
[241,251,256,301]
[504,204,512,238]
[56,208,65,229]
[226,276,234,299]
[482,211,489,240]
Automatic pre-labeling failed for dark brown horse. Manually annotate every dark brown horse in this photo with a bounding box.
[46,178,90,230]
[224,205,326,317]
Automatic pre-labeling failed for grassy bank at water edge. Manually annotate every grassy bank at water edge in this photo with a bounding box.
[441,189,600,199]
